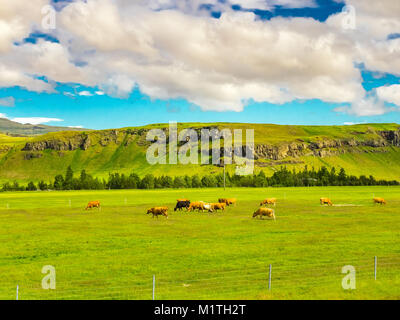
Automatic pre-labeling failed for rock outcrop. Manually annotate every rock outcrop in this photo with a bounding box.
[20,127,400,162]
[22,134,91,151]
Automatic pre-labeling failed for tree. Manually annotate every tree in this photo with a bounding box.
[38,180,48,191]
[140,174,155,189]
[173,176,186,188]
[338,168,347,185]
[26,181,37,191]
[54,175,64,190]
[191,175,201,188]
[63,166,74,190]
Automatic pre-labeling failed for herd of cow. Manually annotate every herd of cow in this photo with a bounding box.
[84,196,387,220]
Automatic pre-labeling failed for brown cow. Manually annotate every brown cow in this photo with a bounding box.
[147,206,168,219]
[86,200,100,210]
[320,198,333,206]
[211,203,226,212]
[373,197,386,205]
[219,198,236,206]
[188,201,206,212]
[260,198,277,207]
[253,207,276,220]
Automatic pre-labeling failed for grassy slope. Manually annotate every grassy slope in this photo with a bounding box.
[0,123,400,182]
[0,186,399,300]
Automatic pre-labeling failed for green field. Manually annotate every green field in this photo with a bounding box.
[0,187,399,300]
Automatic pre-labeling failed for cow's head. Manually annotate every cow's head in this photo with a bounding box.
[252,211,258,218]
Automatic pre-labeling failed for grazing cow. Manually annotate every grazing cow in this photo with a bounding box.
[253,208,276,220]
[320,198,333,206]
[211,203,226,212]
[373,197,386,205]
[175,200,190,211]
[219,198,237,206]
[188,201,206,212]
[200,202,213,212]
[147,207,168,219]
[86,200,100,210]
[260,198,277,207]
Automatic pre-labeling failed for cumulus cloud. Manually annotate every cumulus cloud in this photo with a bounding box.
[57,1,364,110]
[334,97,389,116]
[0,0,50,53]
[376,84,400,106]
[0,0,399,116]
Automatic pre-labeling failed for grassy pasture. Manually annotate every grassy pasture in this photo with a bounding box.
[0,186,399,300]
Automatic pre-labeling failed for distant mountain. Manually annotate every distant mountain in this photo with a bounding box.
[0,122,400,183]
[0,118,90,136]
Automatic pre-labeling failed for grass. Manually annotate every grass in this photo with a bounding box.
[0,122,400,183]
[0,186,399,300]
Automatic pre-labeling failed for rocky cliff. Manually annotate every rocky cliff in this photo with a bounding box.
[20,125,400,162]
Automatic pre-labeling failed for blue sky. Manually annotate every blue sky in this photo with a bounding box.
[0,0,399,130]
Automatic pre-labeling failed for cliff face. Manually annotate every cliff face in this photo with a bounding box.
[254,134,397,160]
[20,126,400,162]
[22,134,91,151]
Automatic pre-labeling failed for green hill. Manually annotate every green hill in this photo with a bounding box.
[0,122,399,183]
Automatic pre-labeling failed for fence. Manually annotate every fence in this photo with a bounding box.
[4,255,400,300]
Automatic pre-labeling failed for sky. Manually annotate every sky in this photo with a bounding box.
[0,0,399,130]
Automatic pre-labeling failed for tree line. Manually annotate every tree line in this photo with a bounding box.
[1,165,398,192]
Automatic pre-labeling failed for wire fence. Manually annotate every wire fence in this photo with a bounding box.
[2,255,399,300]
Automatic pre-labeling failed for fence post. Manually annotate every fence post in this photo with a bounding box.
[16,285,18,300]
[374,256,377,280]
[153,275,155,300]
[268,264,272,290]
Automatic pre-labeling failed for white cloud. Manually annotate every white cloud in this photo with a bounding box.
[78,91,93,96]
[0,0,50,53]
[68,125,83,128]
[0,96,15,107]
[0,0,399,116]
[58,2,364,109]
[334,97,389,116]
[0,113,65,125]
[11,117,63,125]
[138,0,316,13]
[63,92,75,98]
[376,84,400,106]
